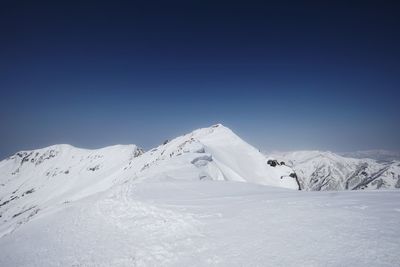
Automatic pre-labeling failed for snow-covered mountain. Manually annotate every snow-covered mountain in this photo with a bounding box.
[0,144,144,236]
[0,124,299,237]
[1,125,399,266]
[267,150,400,191]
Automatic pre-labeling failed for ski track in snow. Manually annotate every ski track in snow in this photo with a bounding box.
[96,184,208,266]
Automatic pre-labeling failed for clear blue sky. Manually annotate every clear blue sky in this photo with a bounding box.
[1,1,399,158]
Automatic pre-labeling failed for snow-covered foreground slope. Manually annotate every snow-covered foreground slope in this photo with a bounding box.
[268,151,400,191]
[0,180,399,267]
[0,125,299,237]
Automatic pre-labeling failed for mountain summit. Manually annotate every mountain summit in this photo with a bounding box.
[0,125,399,266]
[0,124,299,237]
[125,124,299,188]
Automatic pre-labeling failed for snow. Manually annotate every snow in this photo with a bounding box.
[268,150,400,190]
[115,124,298,189]
[0,180,399,266]
[0,124,399,266]
[0,144,142,237]
[0,125,298,237]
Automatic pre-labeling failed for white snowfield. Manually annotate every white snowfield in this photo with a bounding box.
[0,124,399,266]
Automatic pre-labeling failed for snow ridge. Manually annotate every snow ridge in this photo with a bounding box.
[0,124,298,237]
[268,150,400,190]
[0,125,399,266]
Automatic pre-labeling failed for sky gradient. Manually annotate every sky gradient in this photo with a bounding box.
[1,1,399,158]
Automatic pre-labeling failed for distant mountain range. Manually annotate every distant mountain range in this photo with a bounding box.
[339,150,400,162]
[267,150,400,191]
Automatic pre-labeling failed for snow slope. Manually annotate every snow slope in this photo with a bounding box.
[0,180,399,266]
[268,150,400,191]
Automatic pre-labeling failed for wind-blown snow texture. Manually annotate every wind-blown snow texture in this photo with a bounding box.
[268,151,400,191]
[0,125,399,266]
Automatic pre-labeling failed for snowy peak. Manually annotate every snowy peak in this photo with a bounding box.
[0,124,304,239]
[193,124,298,188]
[122,124,299,189]
[128,123,300,191]
[1,125,399,266]
[268,150,400,191]
[0,144,144,237]
[0,124,301,237]
[1,144,143,179]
